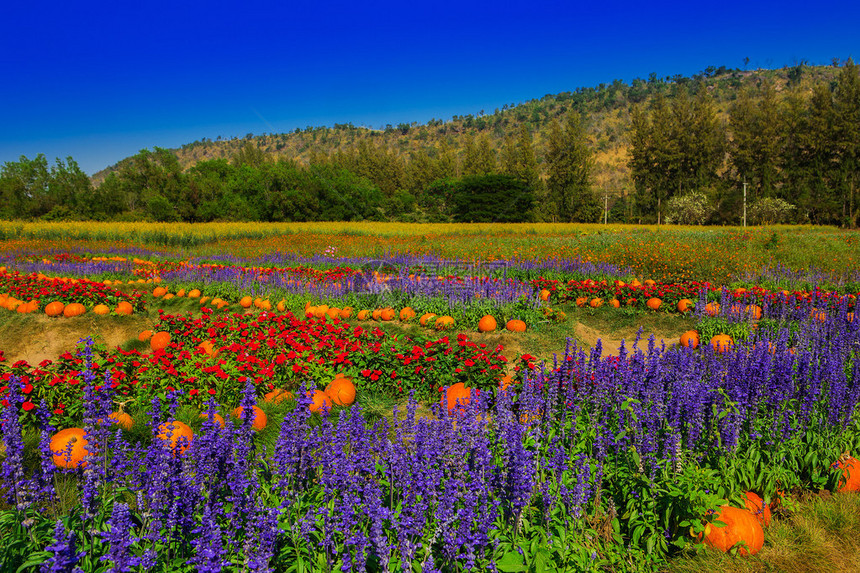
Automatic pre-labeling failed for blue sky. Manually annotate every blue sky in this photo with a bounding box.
[1,0,857,175]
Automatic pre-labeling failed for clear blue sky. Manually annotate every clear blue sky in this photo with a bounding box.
[1,0,857,175]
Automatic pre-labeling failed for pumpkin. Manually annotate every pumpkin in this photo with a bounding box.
[419,313,437,327]
[372,308,383,321]
[679,330,700,349]
[239,296,253,308]
[744,304,762,320]
[325,377,356,406]
[339,307,353,319]
[175,289,186,297]
[16,301,33,313]
[260,299,272,311]
[710,334,734,354]
[162,293,175,300]
[99,411,133,431]
[380,308,396,321]
[188,289,201,298]
[609,299,621,308]
[704,302,721,317]
[477,315,497,332]
[276,300,287,312]
[644,279,656,287]
[156,421,194,455]
[305,306,316,318]
[506,319,527,332]
[63,302,85,318]
[677,298,693,313]
[197,340,218,358]
[138,329,153,342]
[152,286,167,297]
[308,389,332,413]
[50,428,89,468]
[263,388,293,404]
[444,382,474,413]
[833,455,860,493]
[357,309,372,320]
[115,301,133,315]
[434,315,455,330]
[700,505,764,556]
[198,411,225,428]
[399,307,416,321]
[231,406,267,431]
[45,301,65,317]
[539,289,551,301]
[743,492,771,527]
[629,278,642,287]
[646,297,662,311]
[92,304,110,315]
[589,298,603,308]
[575,297,588,307]
[150,331,171,352]
[326,307,341,320]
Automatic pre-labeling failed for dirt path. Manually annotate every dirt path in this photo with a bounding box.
[0,315,151,366]
[574,323,680,356]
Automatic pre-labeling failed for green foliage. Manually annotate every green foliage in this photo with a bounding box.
[665,192,713,225]
[452,174,534,223]
[749,197,796,225]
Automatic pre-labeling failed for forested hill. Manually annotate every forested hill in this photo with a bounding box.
[3,61,858,226]
[93,63,835,192]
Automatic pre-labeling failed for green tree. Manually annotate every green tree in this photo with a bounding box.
[0,154,50,218]
[833,58,860,227]
[545,114,600,222]
[729,83,782,202]
[452,174,533,222]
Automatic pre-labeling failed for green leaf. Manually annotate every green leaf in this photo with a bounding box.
[495,551,527,572]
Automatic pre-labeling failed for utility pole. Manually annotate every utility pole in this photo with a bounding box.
[743,181,747,227]
[604,193,608,225]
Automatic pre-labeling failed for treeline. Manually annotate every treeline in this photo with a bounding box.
[629,59,860,227]
[2,61,859,225]
[0,115,594,223]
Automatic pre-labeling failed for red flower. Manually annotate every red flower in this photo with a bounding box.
[22,401,35,411]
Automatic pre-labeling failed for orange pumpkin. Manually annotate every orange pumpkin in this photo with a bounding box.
[575,297,588,307]
[434,315,455,330]
[506,319,527,332]
[419,313,437,327]
[677,298,693,313]
[325,377,356,406]
[308,390,332,413]
[150,331,171,352]
[45,301,65,317]
[339,307,353,319]
[700,505,764,556]
[609,299,621,308]
[98,411,133,430]
[356,309,372,321]
[326,307,341,320]
[63,302,85,317]
[744,304,762,320]
[188,289,201,298]
[589,298,603,308]
[444,382,474,413]
[92,304,110,315]
[834,455,860,493]
[477,315,497,332]
[646,297,662,311]
[399,307,416,321]
[539,289,551,301]
[276,300,287,312]
[629,278,642,287]
[680,330,700,349]
[231,406,267,431]
[644,279,656,287]
[380,308,396,321]
[704,302,721,317]
[115,301,133,315]
[743,491,771,527]
[239,296,253,308]
[50,428,89,468]
[710,334,734,354]
[152,286,167,297]
[198,411,225,428]
[263,388,294,404]
[156,421,194,454]
[138,329,153,342]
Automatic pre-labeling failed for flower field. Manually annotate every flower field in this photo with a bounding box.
[0,224,859,572]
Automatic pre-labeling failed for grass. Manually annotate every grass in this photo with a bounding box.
[665,493,860,572]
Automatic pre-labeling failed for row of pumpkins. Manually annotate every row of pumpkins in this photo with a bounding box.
[49,375,357,467]
[0,294,136,317]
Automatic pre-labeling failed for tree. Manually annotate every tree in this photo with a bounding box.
[0,154,50,218]
[545,113,600,222]
[729,82,782,203]
[833,58,860,227]
[452,174,533,222]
